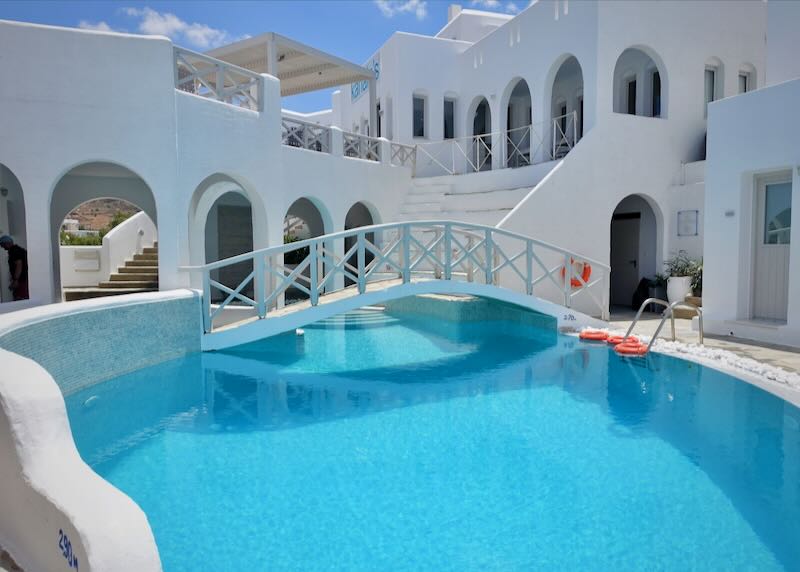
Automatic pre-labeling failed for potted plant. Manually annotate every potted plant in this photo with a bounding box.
[664,252,697,304]
[648,273,668,308]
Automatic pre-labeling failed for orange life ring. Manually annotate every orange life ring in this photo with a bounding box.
[560,258,592,288]
[579,329,608,341]
[614,341,649,356]
[606,334,637,346]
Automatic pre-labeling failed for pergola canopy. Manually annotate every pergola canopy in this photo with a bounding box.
[207,32,374,98]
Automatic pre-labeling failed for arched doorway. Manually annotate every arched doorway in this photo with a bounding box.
[613,47,666,118]
[548,55,584,158]
[343,202,378,287]
[609,195,661,310]
[58,198,156,299]
[0,163,28,304]
[504,79,532,168]
[205,191,254,302]
[470,97,492,172]
[284,197,330,301]
[50,162,157,301]
[188,173,267,315]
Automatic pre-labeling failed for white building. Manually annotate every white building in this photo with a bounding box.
[0,0,797,346]
[703,0,800,347]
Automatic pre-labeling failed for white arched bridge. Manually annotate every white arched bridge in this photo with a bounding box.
[183,221,610,350]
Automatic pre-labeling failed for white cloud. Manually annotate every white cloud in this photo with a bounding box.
[374,0,428,20]
[121,7,240,49]
[78,20,114,32]
[471,0,521,14]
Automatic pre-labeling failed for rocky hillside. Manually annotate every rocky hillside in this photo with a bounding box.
[67,199,140,230]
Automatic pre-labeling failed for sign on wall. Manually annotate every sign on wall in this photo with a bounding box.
[677,210,699,236]
[351,59,380,102]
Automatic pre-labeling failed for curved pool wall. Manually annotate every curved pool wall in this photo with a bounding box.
[0,291,202,572]
[65,305,800,570]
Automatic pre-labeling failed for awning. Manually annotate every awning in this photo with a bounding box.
[207,32,373,97]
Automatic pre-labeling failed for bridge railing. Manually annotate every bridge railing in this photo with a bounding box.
[183,220,610,333]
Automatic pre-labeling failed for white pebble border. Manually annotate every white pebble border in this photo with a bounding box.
[574,328,800,406]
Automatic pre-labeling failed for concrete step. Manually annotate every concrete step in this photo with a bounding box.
[110,272,157,281]
[400,202,443,214]
[133,253,158,261]
[403,208,513,226]
[404,192,446,205]
[98,280,159,289]
[64,287,158,302]
[442,186,530,211]
[125,260,159,267]
[119,265,158,274]
[142,246,158,255]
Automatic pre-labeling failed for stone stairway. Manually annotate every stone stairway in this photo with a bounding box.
[64,242,159,301]
[399,180,530,226]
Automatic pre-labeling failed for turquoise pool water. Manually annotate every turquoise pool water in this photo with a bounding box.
[66,308,800,571]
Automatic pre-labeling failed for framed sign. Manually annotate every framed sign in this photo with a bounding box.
[677,209,699,237]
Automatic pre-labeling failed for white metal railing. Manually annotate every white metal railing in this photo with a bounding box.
[182,220,610,333]
[414,111,579,177]
[391,142,417,169]
[343,132,381,162]
[281,116,331,153]
[551,111,578,160]
[174,47,264,111]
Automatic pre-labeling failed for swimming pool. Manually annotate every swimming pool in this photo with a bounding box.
[65,306,800,571]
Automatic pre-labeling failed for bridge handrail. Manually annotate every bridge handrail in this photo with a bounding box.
[181,220,610,333]
[181,220,610,273]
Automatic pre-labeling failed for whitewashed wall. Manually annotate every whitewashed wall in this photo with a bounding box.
[704,78,800,347]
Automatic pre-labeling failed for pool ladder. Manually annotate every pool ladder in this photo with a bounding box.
[624,298,704,352]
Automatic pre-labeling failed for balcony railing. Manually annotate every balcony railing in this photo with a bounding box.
[174,47,264,111]
[281,116,331,153]
[278,116,416,169]
[414,111,579,177]
[391,142,417,169]
[343,132,381,162]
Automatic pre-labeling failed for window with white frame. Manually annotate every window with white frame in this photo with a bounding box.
[412,95,426,138]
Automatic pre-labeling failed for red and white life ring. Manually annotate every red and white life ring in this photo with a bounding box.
[560,258,592,288]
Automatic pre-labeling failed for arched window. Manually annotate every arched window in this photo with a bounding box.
[613,47,667,118]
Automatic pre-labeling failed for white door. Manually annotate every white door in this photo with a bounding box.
[753,179,792,321]
[610,215,640,307]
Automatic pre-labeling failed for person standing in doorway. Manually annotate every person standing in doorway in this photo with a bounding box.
[0,235,28,301]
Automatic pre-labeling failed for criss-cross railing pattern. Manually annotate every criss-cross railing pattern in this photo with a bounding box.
[391,142,417,169]
[174,47,264,111]
[281,117,332,153]
[551,111,578,159]
[186,221,609,333]
[343,132,381,162]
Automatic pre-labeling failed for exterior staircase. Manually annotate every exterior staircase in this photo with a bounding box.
[64,242,159,301]
[399,180,530,226]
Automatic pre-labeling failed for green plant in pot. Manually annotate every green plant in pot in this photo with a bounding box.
[690,259,703,297]
[664,252,699,304]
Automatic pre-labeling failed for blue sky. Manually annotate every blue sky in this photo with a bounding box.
[0,1,520,111]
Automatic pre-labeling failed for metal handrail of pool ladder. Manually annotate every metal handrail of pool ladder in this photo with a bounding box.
[624,298,704,352]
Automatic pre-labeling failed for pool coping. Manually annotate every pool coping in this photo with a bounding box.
[571,330,800,409]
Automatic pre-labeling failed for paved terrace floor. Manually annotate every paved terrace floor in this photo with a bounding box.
[609,307,800,374]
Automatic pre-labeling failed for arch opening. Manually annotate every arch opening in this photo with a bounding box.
[343,202,379,287]
[470,97,492,172]
[0,163,28,303]
[613,47,666,118]
[549,55,584,158]
[205,191,254,302]
[50,162,157,302]
[504,79,532,168]
[609,194,662,311]
[284,197,330,302]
